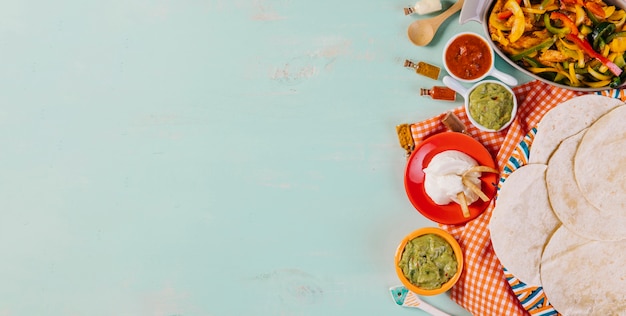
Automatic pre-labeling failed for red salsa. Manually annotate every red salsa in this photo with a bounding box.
[445,34,492,80]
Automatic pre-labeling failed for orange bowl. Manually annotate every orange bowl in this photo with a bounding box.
[394,227,464,296]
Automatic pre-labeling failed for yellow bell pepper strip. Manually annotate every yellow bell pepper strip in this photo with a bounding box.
[574,4,585,25]
[530,65,574,83]
[609,37,626,53]
[566,33,623,76]
[587,65,613,80]
[611,12,626,30]
[527,67,557,73]
[558,37,585,67]
[559,37,580,50]
[603,6,616,19]
[569,63,581,85]
[586,2,606,18]
[504,0,526,42]
[585,79,613,87]
[555,63,574,83]
[543,4,559,11]
[609,10,626,21]
[550,12,579,35]
[611,52,626,67]
[576,49,585,67]
[580,24,593,36]
[522,7,546,14]
[602,42,611,57]
[556,38,583,63]
[510,36,557,61]
[554,72,566,82]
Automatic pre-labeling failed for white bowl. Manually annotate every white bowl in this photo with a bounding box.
[443,76,518,132]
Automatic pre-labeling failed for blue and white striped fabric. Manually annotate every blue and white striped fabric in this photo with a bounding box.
[499,129,560,316]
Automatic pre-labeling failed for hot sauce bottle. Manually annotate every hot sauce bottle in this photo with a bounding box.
[404,59,441,80]
[420,86,457,101]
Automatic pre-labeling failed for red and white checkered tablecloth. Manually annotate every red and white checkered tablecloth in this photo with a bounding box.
[407,80,626,316]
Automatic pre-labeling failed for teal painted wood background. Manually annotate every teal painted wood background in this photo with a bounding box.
[0,1,529,315]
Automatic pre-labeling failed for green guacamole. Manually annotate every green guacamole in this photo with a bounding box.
[468,82,514,130]
[398,234,458,290]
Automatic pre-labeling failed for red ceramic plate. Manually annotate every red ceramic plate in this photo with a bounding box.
[404,132,498,225]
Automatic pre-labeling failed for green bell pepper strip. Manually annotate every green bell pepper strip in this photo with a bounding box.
[584,7,601,26]
[544,13,570,35]
[610,71,626,87]
[605,31,626,44]
[510,36,557,61]
[590,22,616,51]
[549,12,579,35]
[566,33,623,76]
[522,56,542,67]
[540,0,553,10]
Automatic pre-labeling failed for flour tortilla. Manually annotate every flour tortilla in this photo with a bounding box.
[575,104,626,216]
[529,95,623,164]
[546,130,626,241]
[489,164,559,287]
[541,226,626,315]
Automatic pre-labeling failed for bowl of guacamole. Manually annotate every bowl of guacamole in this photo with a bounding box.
[395,227,464,295]
[465,80,517,132]
[443,76,518,133]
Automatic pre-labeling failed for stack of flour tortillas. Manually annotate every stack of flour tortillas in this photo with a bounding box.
[489,95,626,315]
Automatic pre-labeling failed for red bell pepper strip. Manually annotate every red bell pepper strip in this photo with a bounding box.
[497,0,522,20]
[561,0,583,5]
[505,0,526,42]
[585,2,606,18]
[550,12,578,35]
[498,10,514,19]
[566,33,623,76]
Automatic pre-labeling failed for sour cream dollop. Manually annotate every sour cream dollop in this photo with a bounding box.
[423,150,481,205]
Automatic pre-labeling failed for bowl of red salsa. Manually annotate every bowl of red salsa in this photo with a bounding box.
[443,32,518,86]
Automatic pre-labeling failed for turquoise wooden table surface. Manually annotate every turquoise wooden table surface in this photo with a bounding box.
[0,1,530,315]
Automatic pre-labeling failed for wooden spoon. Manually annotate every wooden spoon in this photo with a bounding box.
[407,0,465,46]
